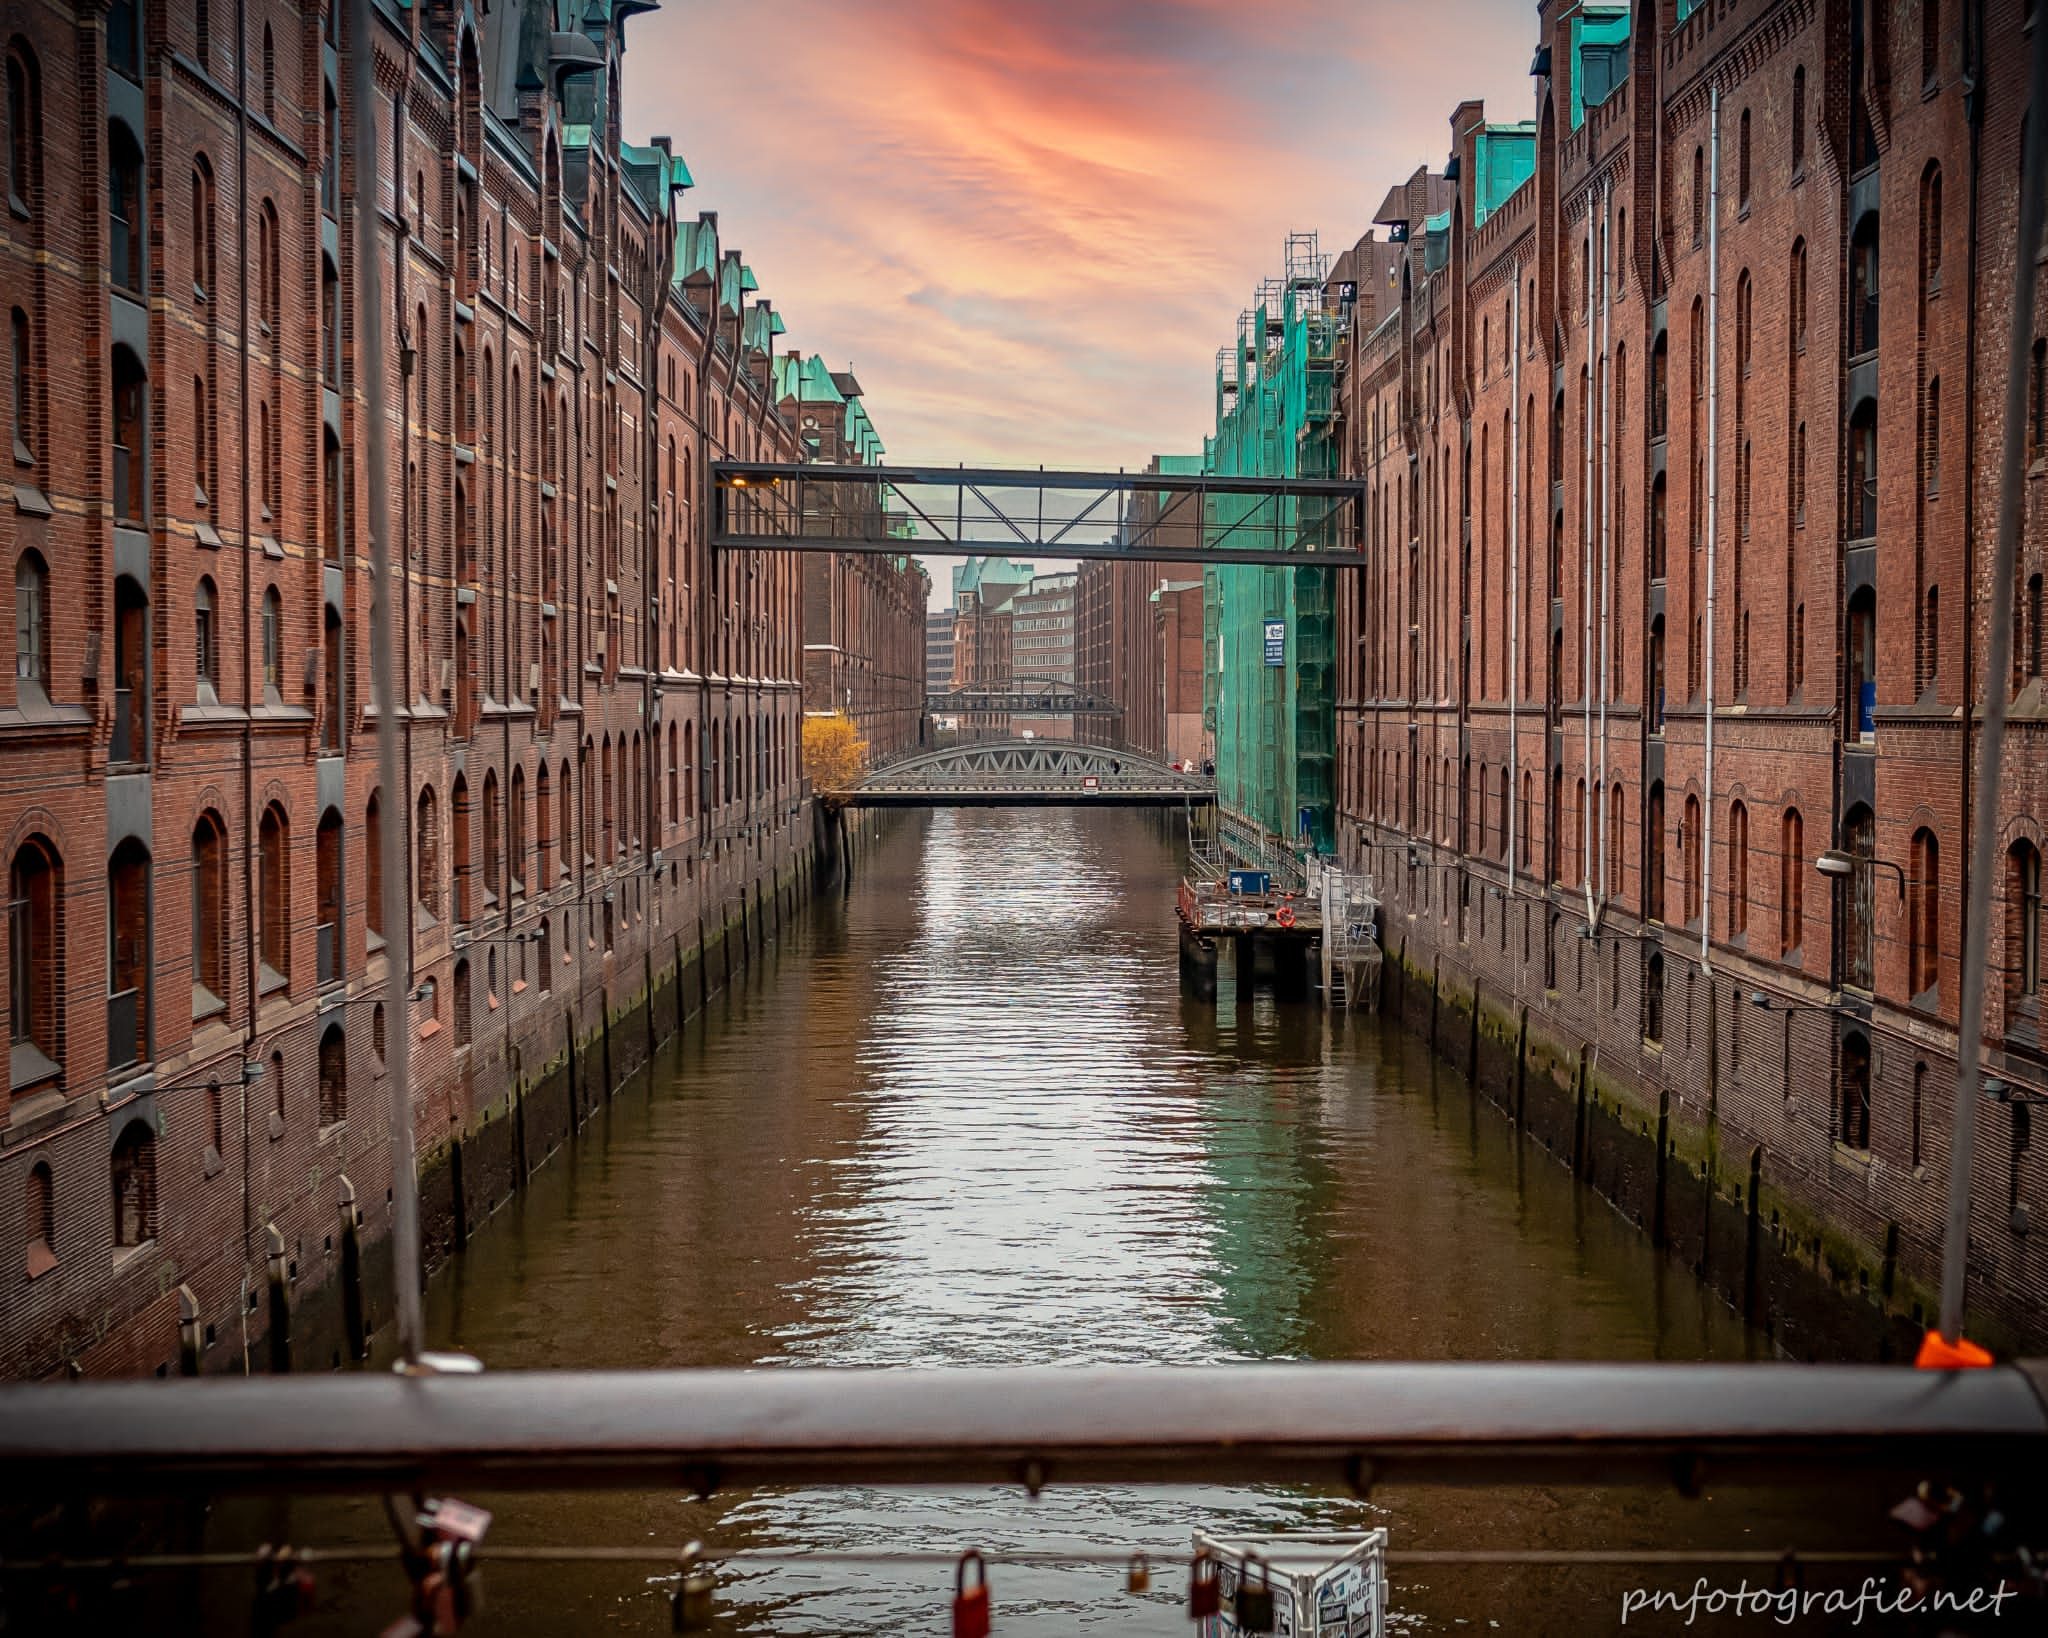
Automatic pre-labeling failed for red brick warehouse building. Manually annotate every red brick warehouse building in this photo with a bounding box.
[0,0,923,1379]
[1332,0,2048,1353]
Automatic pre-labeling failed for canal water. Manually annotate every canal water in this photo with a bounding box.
[227,807,1852,1635]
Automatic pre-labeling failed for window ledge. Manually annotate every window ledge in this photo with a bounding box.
[10,1041,62,1095]
[192,981,227,1023]
[366,928,388,955]
[111,1239,157,1275]
[203,1144,224,1180]
[258,963,289,997]
[14,481,52,518]
[268,1109,285,1142]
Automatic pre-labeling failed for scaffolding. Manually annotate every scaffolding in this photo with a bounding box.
[1203,234,1342,871]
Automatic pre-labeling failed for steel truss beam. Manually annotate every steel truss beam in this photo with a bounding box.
[1,1363,2042,1497]
[710,463,1368,567]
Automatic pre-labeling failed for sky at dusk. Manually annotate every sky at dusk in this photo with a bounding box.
[626,0,1534,479]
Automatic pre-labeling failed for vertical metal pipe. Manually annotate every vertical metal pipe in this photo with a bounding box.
[349,0,423,1367]
[1939,13,2048,1347]
[1702,86,1720,972]
[1598,180,1613,918]
[1508,274,1520,899]
[1582,198,1596,927]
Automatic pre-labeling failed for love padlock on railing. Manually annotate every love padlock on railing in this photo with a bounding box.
[670,1541,715,1632]
[952,1548,991,1638]
[1126,1552,1151,1595]
[1234,1550,1276,1633]
[1187,1548,1220,1620]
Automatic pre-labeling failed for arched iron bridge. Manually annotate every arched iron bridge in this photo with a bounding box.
[846,741,1213,807]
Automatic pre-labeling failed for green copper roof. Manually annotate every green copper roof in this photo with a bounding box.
[740,264,760,294]
[1472,122,1536,228]
[1571,7,1631,130]
[674,218,720,286]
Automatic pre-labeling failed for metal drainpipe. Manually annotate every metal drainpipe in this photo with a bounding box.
[1582,189,1597,929]
[1598,177,1613,923]
[1508,270,1520,898]
[1702,84,1721,973]
[1940,5,2048,1347]
[1956,0,1984,1009]
[234,0,255,1369]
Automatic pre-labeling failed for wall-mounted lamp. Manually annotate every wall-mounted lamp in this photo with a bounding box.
[1814,849,1907,899]
[1984,1076,2048,1107]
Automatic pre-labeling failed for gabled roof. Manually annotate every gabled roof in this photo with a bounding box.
[674,217,720,285]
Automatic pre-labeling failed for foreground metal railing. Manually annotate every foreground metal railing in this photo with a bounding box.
[2,1362,2044,1497]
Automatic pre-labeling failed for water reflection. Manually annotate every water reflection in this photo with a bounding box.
[230,807,1796,1635]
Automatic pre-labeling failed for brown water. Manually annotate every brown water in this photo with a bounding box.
[211,807,1874,1636]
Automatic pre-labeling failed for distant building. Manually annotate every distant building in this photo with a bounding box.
[926,609,956,697]
[1011,571,1078,740]
[950,558,1035,736]
[1076,456,1203,758]
[1155,581,1207,768]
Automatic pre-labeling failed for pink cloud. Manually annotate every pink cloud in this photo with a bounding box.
[625,0,1533,470]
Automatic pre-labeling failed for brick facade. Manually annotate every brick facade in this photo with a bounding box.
[0,0,920,1377]
[1332,0,2048,1352]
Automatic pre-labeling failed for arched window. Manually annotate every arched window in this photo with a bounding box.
[1644,952,1665,1045]
[190,160,214,303]
[1843,805,1877,991]
[451,775,473,923]
[1649,614,1667,730]
[668,722,679,827]
[24,1161,54,1278]
[191,812,227,1013]
[1691,146,1704,245]
[1850,216,1880,357]
[1649,331,1667,438]
[112,345,146,522]
[452,957,472,1049]
[1780,808,1804,958]
[111,574,147,765]
[1847,585,1878,742]
[1790,66,1806,177]
[322,606,343,750]
[510,766,527,892]
[15,548,48,699]
[481,769,501,905]
[110,1119,156,1246]
[318,1024,347,1128]
[684,721,697,819]
[364,790,384,940]
[1738,108,1751,211]
[535,763,553,884]
[261,25,275,122]
[9,835,62,1082]
[557,758,573,880]
[1682,793,1702,924]
[258,803,289,987]
[261,586,283,701]
[107,121,144,293]
[416,785,440,921]
[316,808,343,986]
[601,736,615,859]
[1848,403,1878,541]
[194,576,219,701]
[1839,1033,1872,1151]
[1728,800,1749,938]
[11,306,32,464]
[1909,827,1940,1001]
[1923,0,1941,83]
[6,45,37,216]
[2009,840,2043,1000]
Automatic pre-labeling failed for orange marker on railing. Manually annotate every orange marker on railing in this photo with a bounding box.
[1914,1330,1993,1369]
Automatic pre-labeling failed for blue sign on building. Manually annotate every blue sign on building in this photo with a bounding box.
[1263,619,1285,666]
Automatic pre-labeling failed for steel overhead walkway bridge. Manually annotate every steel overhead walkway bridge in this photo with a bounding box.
[847,741,1212,807]
[708,462,1367,566]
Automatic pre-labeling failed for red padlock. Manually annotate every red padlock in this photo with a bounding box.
[953,1549,991,1638]
[1188,1549,1221,1619]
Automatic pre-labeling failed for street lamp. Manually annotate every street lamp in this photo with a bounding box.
[1814,848,1906,899]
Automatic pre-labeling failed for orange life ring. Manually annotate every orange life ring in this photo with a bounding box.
[1275,904,1296,929]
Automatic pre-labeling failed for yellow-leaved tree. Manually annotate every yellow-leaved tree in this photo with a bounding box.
[802,711,868,804]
